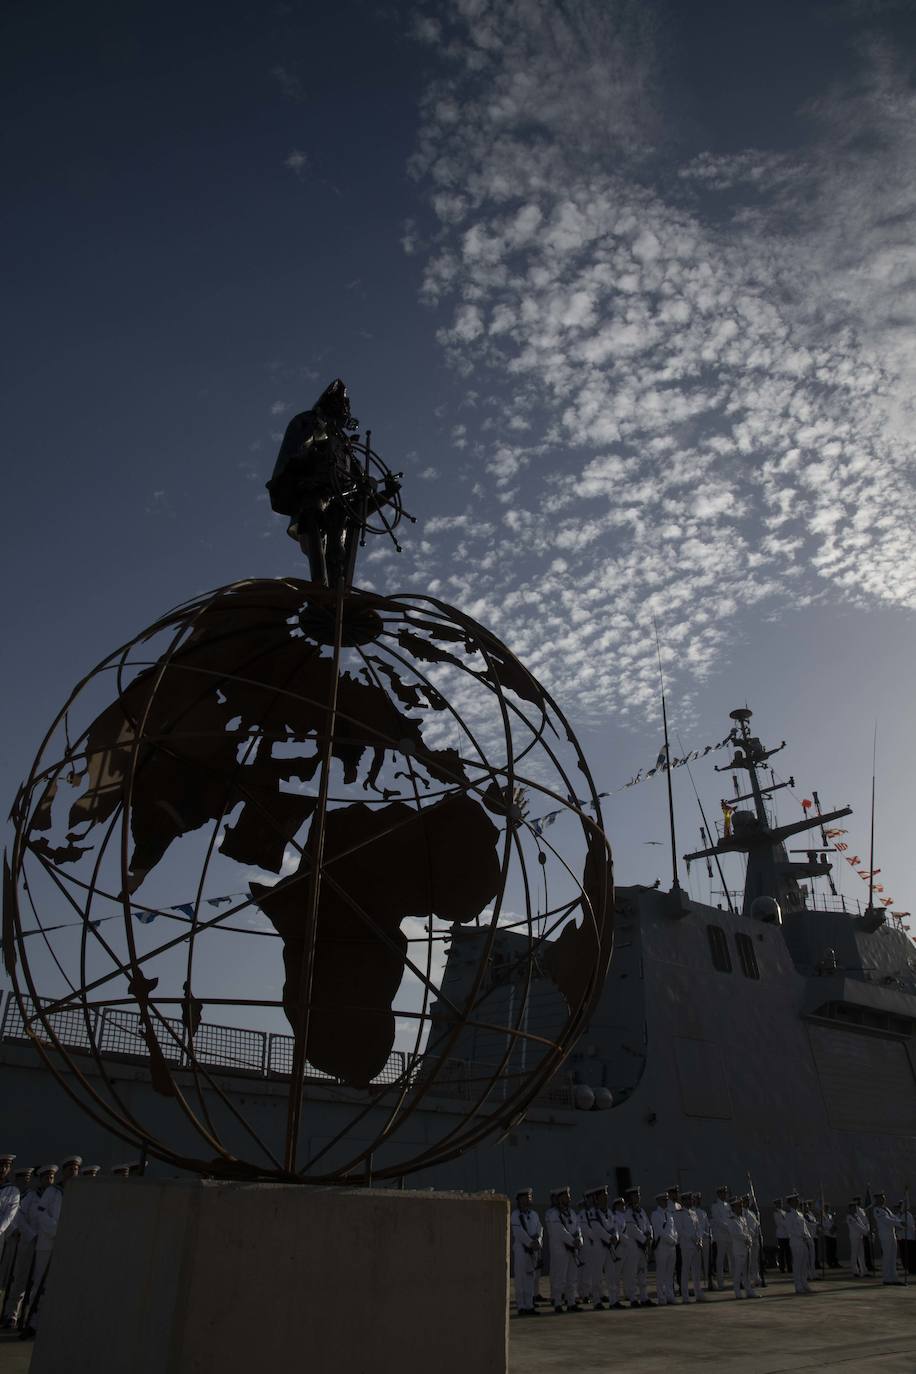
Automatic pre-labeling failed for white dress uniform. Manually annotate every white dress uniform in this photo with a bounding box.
[665,1198,686,1300]
[724,1212,760,1298]
[28,1181,63,1328]
[694,1203,711,1284]
[631,1204,652,1304]
[677,1206,705,1301]
[783,1204,813,1294]
[584,1204,618,1307]
[650,1204,678,1305]
[873,1203,903,1284]
[803,1208,818,1277]
[0,1174,19,1250]
[745,1207,762,1287]
[710,1195,733,1288]
[510,1206,543,1314]
[619,1204,650,1305]
[545,1202,582,1310]
[610,1204,630,1304]
[846,1208,868,1276]
[1,1186,41,1325]
[0,1169,19,1301]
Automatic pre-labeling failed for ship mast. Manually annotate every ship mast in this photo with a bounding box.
[653,621,680,894]
[865,725,878,921]
[683,708,853,918]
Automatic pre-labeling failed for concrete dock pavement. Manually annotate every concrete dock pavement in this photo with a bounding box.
[1,1272,914,1373]
[509,1272,916,1373]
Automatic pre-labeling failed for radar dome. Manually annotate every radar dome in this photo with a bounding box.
[751,895,782,924]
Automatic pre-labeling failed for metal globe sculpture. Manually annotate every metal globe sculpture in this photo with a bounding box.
[5,397,612,1184]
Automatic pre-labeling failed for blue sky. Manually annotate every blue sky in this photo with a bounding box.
[3,0,916,1021]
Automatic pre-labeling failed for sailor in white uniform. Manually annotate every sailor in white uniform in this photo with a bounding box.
[0,1164,30,1300]
[802,1200,819,1278]
[772,1199,790,1273]
[665,1186,685,1299]
[624,1186,653,1307]
[710,1185,732,1289]
[724,1198,761,1298]
[607,1196,627,1307]
[583,1185,617,1310]
[851,1196,875,1274]
[0,1156,20,1300]
[846,1201,868,1276]
[20,1164,64,1338]
[783,1192,814,1295]
[693,1192,712,1289]
[741,1195,763,1289]
[23,1152,83,1339]
[650,1191,678,1305]
[1,1164,53,1329]
[872,1192,904,1285]
[510,1187,543,1316]
[678,1195,706,1301]
[545,1187,583,1313]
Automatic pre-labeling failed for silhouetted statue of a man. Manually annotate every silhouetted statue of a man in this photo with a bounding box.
[267,379,397,586]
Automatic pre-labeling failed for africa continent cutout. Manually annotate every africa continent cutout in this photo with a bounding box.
[252,794,501,1087]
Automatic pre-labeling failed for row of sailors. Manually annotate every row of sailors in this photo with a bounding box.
[511,1184,913,1315]
[772,1194,913,1287]
[0,1153,137,1340]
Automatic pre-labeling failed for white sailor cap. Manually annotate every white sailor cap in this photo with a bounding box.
[81,1166,101,1176]
[549,1185,571,1197]
[14,1166,33,1179]
[785,1190,799,1200]
[514,1186,533,1197]
[60,1154,83,1168]
[38,1164,58,1175]
[111,1164,132,1176]
[0,1153,15,1164]
[586,1183,607,1196]
[655,1191,668,1201]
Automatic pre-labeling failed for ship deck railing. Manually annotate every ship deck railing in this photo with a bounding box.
[0,992,574,1108]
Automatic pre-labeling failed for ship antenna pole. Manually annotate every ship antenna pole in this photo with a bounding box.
[654,620,680,892]
[867,724,877,917]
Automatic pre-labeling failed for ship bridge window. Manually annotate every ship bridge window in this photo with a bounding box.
[707,925,732,973]
[735,932,760,980]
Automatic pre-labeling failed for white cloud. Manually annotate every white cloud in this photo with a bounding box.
[400,2,916,719]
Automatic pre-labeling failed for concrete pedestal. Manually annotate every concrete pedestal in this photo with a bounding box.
[31,1178,508,1374]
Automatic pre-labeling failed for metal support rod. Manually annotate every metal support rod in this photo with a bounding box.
[284,576,346,1173]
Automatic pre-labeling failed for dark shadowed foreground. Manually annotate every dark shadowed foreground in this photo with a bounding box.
[2,1272,913,1374]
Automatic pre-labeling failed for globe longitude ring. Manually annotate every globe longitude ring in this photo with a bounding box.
[6,578,612,1183]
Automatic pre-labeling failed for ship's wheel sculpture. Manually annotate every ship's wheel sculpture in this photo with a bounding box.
[4,381,613,1183]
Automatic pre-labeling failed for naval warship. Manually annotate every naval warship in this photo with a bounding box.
[2,708,914,1206]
